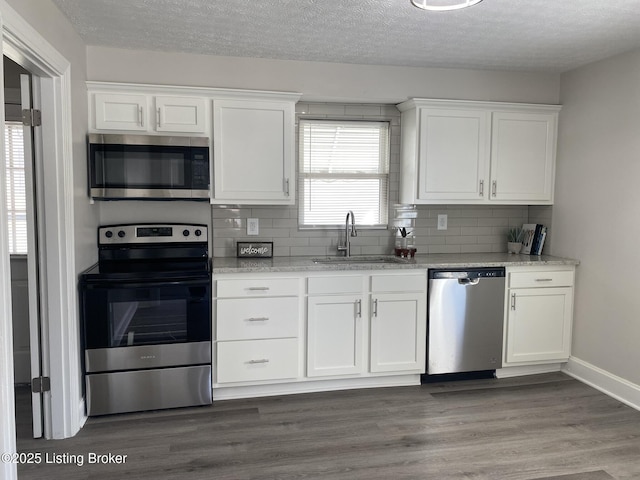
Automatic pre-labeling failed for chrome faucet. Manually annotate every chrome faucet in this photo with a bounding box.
[337,210,357,256]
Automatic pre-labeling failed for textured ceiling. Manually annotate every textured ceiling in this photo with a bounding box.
[52,0,640,72]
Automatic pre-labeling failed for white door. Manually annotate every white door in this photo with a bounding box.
[370,293,426,373]
[213,99,293,203]
[21,74,45,438]
[94,92,147,131]
[489,111,557,203]
[505,287,573,364]
[417,108,490,202]
[307,295,364,377]
[154,96,206,133]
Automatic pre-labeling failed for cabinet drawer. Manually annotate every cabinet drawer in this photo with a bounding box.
[371,273,426,293]
[216,297,299,341]
[509,270,574,288]
[216,338,298,383]
[307,275,362,295]
[216,278,299,297]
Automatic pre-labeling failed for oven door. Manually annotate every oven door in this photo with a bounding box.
[81,277,211,353]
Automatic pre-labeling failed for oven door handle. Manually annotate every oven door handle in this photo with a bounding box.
[82,278,210,289]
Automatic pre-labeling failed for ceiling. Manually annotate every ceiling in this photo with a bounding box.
[51,0,640,73]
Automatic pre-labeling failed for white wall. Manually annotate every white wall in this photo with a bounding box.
[6,0,97,275]
[553,48,640,386]
[86,46,561,105]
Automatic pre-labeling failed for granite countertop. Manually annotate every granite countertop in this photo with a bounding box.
[211,253,579,274]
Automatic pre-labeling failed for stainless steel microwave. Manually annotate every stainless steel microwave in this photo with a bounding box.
[87,134,210,200]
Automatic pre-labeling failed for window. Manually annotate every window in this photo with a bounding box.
[299,119,390,228]
[4,122,27,254]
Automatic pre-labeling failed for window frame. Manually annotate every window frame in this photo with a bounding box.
[298,118,391,230]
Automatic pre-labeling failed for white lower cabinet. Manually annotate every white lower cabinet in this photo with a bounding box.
[307,271,427,378]
[504,266,574,365]
[370,292,426,373]
[307,294,364,377]
[214,276,301,385]
[213,270,427,397]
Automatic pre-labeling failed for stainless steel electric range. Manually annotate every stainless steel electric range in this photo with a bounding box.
[79,223,212,416]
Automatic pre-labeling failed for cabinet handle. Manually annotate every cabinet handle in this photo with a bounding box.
[356,299,362,318]
[247,287,270,291]
[245,317,269,322]
[511,293,516,310]
[535,278,554,282]
[247,359,270,365]
[492,180,497,197]
[138,106,144,127]
[479,180,484,196]
[284,178,290,196]
[156,108,161,128]
[372,299,378,317]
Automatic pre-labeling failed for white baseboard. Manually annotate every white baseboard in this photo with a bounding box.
[213,374,421,401]
[495,363,562,379]
[562,357,640,412]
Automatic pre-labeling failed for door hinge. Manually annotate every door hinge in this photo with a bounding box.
[22,108,42,127]
[32,376,51,393]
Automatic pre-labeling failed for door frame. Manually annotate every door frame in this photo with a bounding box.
[0,2,79,476]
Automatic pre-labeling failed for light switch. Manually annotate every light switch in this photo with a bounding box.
[247,218,259,236]
[437,214,448,230]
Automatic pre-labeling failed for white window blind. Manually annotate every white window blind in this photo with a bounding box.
[299,119,390,228]
[4,122,27,254]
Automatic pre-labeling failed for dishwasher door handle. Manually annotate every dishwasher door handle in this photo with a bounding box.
[458,278,480,286]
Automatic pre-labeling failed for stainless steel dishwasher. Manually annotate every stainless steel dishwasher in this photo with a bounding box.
[427,268,505,375]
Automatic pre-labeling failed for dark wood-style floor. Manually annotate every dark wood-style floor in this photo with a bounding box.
[14,373,640,479]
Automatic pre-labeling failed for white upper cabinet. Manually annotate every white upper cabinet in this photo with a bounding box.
[154,96,206,133]
[490,111,557,203]
[212,99,296,205]
[416,107,490,202]
[91,90,207,134]
[94,92,148,131]
[398,99,561,205]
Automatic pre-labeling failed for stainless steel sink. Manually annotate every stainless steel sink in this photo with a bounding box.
[312,255,411,264]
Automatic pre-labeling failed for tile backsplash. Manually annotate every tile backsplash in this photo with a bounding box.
[211,102,540,257]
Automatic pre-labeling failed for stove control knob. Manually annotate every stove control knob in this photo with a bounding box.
[105,230,113,239]
[183,229,190,237]
[117,230,126,238]
[195,229,202,237]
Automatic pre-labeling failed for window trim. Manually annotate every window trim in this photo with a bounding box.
[298,118,391,230]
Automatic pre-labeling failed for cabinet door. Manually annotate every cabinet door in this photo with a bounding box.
[213,99,295,204]
[417,108,490,202]
[370,292,426,373]
[154,96,206,133]
[505,287,573,363]
[490,111,557,203]
[307,295,363,377]
[94,93,147,131]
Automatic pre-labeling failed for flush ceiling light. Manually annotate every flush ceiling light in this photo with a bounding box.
[411,0,483,11]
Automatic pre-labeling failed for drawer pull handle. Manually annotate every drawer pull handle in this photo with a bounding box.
[535,278,554,282]
[511,293,516,310]
[247,287,270,291]
[372,299,378,317]
[247,359,270,365]
[245,317,269,322]
[356,299,362,318]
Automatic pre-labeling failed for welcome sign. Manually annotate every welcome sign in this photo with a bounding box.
[236,241,273,258]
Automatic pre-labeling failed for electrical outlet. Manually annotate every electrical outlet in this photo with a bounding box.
[247,218,259,236]
[437,214,448,230]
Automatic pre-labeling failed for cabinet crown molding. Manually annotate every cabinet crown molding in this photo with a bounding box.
[397,98,561,113]
[87,81,302,102]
